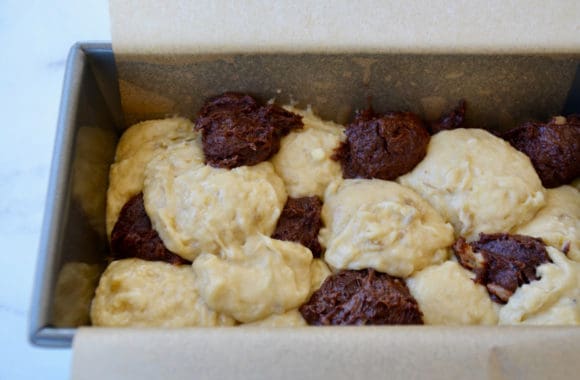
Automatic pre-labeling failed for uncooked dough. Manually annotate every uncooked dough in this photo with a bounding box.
[106,117,198,237]
[271,106,345,198]
[499,247,579,325]
[406,261,498,325]
[399,128,545,240]
[192,235,312,323]
[90,259,235,327]
[321,179,454,277]
[144,145,286,261]
[515,185,580,262]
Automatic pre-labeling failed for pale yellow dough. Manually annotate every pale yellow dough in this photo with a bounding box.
[192,235,312,323]
[90,259,235,327]
[399,128,545,241]
[106,117,198,237]
[499,247,579,325]
[271,106,345,198]
[144,144,286,261]
[321,179,454,277]
[407,261,498,325]
[515,185,580,262]
[245,309,307,327]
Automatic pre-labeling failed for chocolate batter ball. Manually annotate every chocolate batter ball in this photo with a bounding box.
[333,109,430,180]
[195,93,303,169]
[501,116,580,188]
[453,233,551,304]
[299,269,424,325]
[272,196,324,257]
[428,100,467,135]
[111,193,190,265]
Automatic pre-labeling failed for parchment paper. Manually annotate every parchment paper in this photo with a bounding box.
[71,2,580,378]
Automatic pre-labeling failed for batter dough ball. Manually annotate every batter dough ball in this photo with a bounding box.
[144,143,286,261]
[501,116,580,188]
[515,185,580,262]
[406,261,498,325]
[195,93,303,169]
[110,193,189,265]
[321,179,453,277]
[245,309,307,327]
[106,117,199,238]
[90,259,235,327]
[453,233,551,303]
[499,247,580,325]
[271,106,345,198]
[299,269,423,325]
[272,196,324,257]
[192,235,313,323]
[399,128,546,240]
[334,109,430,180]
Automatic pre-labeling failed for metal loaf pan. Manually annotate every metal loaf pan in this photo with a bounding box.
[30,42,580,347]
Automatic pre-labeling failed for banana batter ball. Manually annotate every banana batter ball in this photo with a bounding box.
[453,233,551,303]
[192,235,312,323]
[111,193,189,265]
[271,107,345,198]
[144,143,287,261]
[299,269,423,325]
[502,116,580,188]
[246,310,307,327]
[515,185,580,262]
[91,259,235,327]
[321,179,454,277]
[106,117,199,238]
[500,247,580,325]
[195,93,303,169]
[399,128,545,240]
[334,109,430,180]
[406,261,498,325]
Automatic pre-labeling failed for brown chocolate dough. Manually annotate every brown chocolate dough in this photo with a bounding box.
[428,100,467,134]
[333,109,430,180]
[299,269,424,325]
[272,196,324,257]
[195,92,303,169]
[502,116,580,188]
[453,233,551,304]
[111,193,190,265]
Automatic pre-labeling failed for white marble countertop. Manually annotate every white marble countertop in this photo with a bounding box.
[0,1,109,378]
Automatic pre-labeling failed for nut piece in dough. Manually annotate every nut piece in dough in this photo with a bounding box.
[192,235,312,323]
[90,259,235,327]
[399,128,545,240]
[334,109,430,180]
[195,93,303,168]
[300,269,423,325]
[321,179,453,277]
[106,117,199,238]
[144,143,286,261]
[245,309,307,327]
[515,185,580,262]
[271,106,345,198]
[500,247,580,325]
[406,261,498,325]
